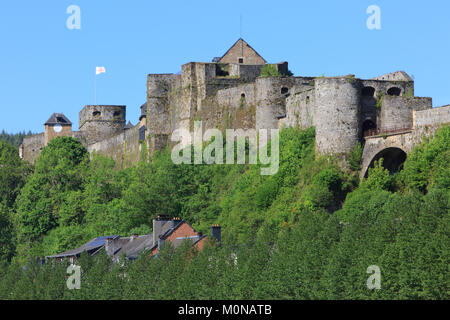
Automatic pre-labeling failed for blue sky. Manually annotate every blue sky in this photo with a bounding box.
[1,0,449,133]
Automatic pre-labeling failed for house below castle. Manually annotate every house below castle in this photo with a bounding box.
[46,216,220,263]
[20,38,450,176]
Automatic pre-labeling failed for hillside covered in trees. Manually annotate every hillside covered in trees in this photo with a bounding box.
[0,126,448,299]
[0,131,35,148]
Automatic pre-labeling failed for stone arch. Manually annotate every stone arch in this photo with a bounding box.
[387,87,401,96]
[363,147,407,178]
[361,86,375,97]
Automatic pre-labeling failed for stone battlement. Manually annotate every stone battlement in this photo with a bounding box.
[20,39,450,175]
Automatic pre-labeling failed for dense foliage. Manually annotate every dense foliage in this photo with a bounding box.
[0,125,448,299]
[0,130,34,148]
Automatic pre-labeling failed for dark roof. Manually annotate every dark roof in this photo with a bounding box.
[111,234,154,261]
[219,38,267,63]
[44,113,72,125]
[140,103,147,120]
[124,121,134,130]
[46,235,119,259]
[149,220,205,252]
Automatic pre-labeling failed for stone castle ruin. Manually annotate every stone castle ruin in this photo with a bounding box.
[20,38,450,177]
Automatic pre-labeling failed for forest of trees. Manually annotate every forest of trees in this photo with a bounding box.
[0,131,35,148]
[0,126,448,299]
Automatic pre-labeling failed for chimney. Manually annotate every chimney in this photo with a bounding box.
[105,238,114,256]
[153,215,170,245]
[158,235,165,251]
[172,217,181,227]
[210,224,221,243]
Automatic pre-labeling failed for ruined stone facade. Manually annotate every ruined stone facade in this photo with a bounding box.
[20,39,450,175]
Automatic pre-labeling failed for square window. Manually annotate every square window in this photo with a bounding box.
[238,58,244,64]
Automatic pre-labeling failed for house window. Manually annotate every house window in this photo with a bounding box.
[238,58,244,64]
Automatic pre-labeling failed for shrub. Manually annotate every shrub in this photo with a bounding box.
[259,65,282,77]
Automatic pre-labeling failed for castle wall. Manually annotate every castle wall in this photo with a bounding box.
[229,64,264,81]
[362,79,414,94]
[413,105,450,128]
[22,133,45,163]
[124,125,145,166]
[314,77,361,155]
[79,105,126,145]
[255,77,304,131]
[283,83,315,129]
[411,105,450,144]
[379,96,432,131]
[87,125,145,168]
[214,83,256,130]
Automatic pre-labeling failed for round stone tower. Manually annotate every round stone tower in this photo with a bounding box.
[79,105,126,145]
[314,77,362,155]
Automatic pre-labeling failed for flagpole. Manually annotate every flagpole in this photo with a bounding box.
[94,71,97,105]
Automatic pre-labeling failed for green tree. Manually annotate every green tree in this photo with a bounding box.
[15,137,88,261]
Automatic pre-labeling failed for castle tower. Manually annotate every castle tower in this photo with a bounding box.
[314,77,362,155]
[147,74,178,151]
[79,105,126,145]
[44,113,73,145]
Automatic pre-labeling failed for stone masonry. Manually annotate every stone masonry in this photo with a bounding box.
[21,39,450,176]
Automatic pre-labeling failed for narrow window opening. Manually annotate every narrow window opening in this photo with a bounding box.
[387,87,401,96]
[362,86,375,97]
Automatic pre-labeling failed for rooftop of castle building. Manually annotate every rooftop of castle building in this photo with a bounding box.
[218,38,267,65]
[44,113,72,126]
[371,71,413,82]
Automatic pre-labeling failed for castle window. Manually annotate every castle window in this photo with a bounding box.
[362,86,375,97]
[306,96,310,103]
[387,87,401,96]
[238,58,244,64]
[113,111,121,117]
[241,93,246,99]
[139,126,146,141]
[216,64,229,77]
[363,119,376,133]
[93,111,101,117]
[281,87,289,95]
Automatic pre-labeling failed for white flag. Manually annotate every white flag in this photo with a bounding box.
[96,66,106,75]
